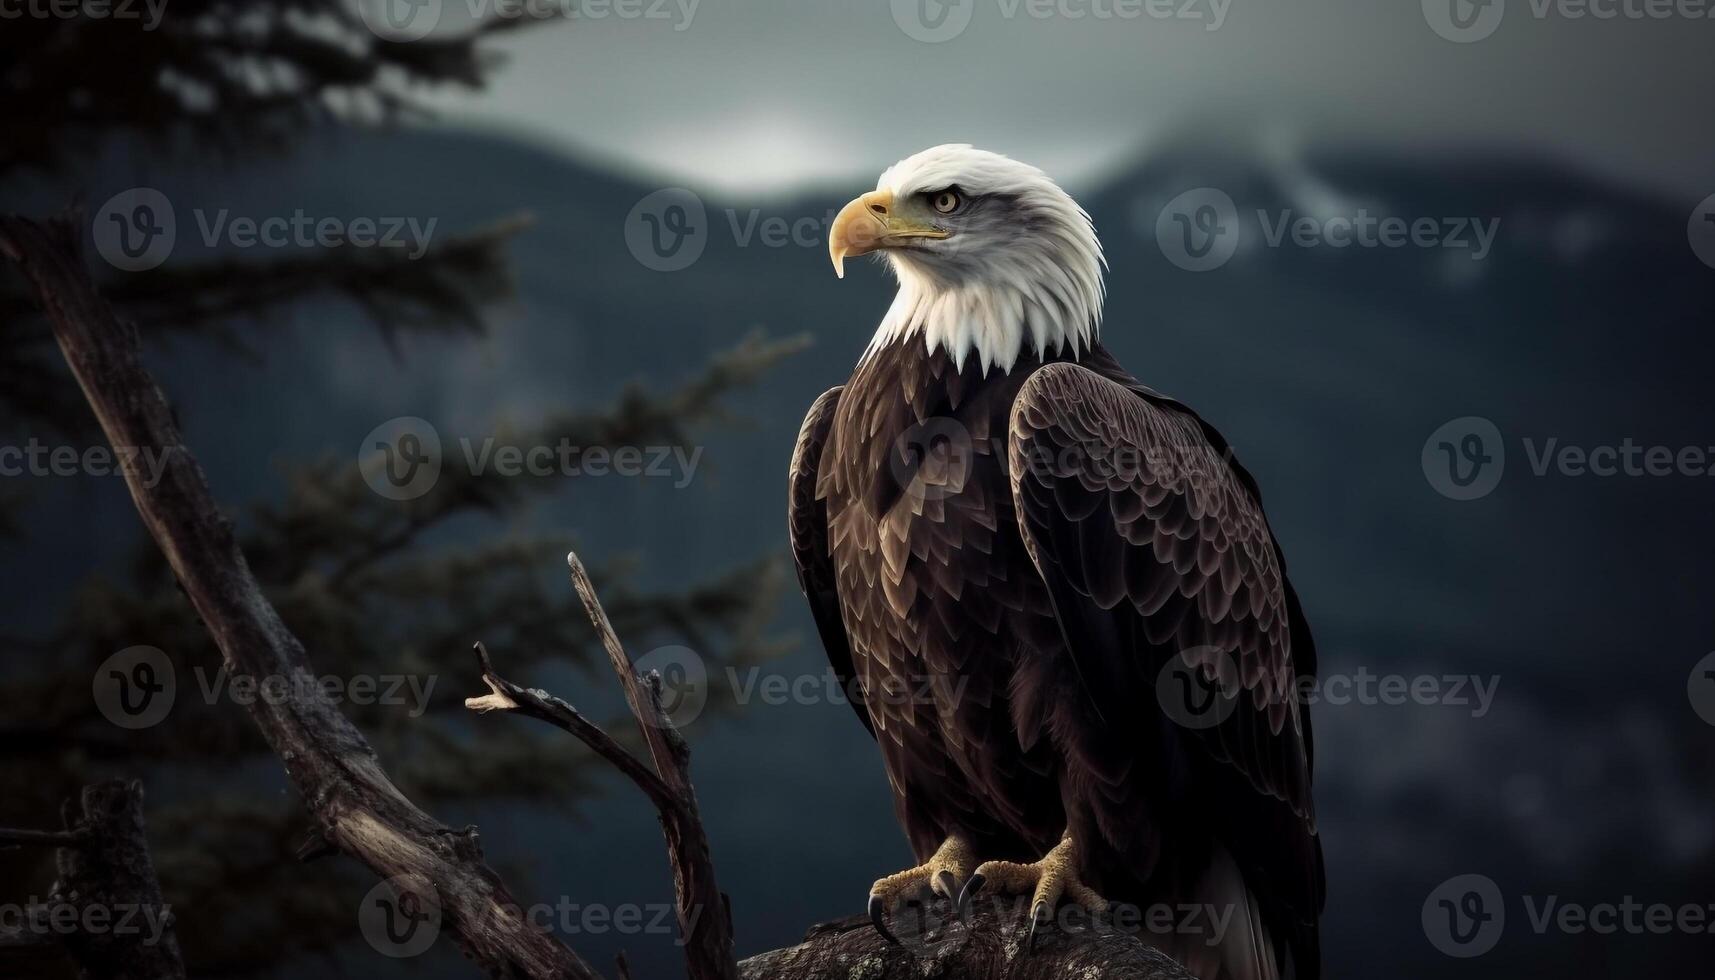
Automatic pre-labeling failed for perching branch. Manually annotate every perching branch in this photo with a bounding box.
[465,552,739,980]
[738,898,1196,980]
[0,213,598,979]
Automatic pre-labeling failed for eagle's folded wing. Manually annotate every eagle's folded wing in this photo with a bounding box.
[789,385,874,736]
[1007,360,1322,954]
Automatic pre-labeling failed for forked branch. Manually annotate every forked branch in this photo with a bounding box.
[465,552,737,980]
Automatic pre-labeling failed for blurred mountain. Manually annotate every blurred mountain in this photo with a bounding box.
[6,125,1711,977]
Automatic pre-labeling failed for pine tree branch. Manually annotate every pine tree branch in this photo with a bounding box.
[110,213,534,348]
[0,4,560,178]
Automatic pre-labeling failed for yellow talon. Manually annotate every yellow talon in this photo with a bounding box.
[866,834,976,944]
[960,835,1109,951]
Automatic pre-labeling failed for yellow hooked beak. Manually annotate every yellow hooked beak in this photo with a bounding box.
[827,189,950,278]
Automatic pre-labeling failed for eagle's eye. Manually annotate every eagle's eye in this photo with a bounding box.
[931,190,961,215]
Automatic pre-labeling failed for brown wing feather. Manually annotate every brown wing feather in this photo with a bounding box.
[788,386,874,736]
[1008,360,1322,977]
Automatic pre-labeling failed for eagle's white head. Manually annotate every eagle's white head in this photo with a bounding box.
[828,144,1106,375]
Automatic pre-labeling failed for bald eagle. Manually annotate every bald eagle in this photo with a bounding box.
[788,145,1323,980]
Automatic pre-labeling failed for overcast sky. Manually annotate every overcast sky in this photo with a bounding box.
[410,0,1713,198]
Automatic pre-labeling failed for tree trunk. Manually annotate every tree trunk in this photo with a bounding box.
[55,781,187,980]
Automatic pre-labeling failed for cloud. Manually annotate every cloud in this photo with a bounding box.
[425,0,1712,196]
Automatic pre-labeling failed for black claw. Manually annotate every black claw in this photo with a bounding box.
[955,873,985,917]
[1026,901,1051,953]
[868,893,900,946]
[934,870,957,903]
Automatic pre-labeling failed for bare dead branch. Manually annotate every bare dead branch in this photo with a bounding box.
[465,642,677,813]
[463,556,739,980]
[739,896,1196,980]
[565,551,738,980]
[0,212,598,980]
